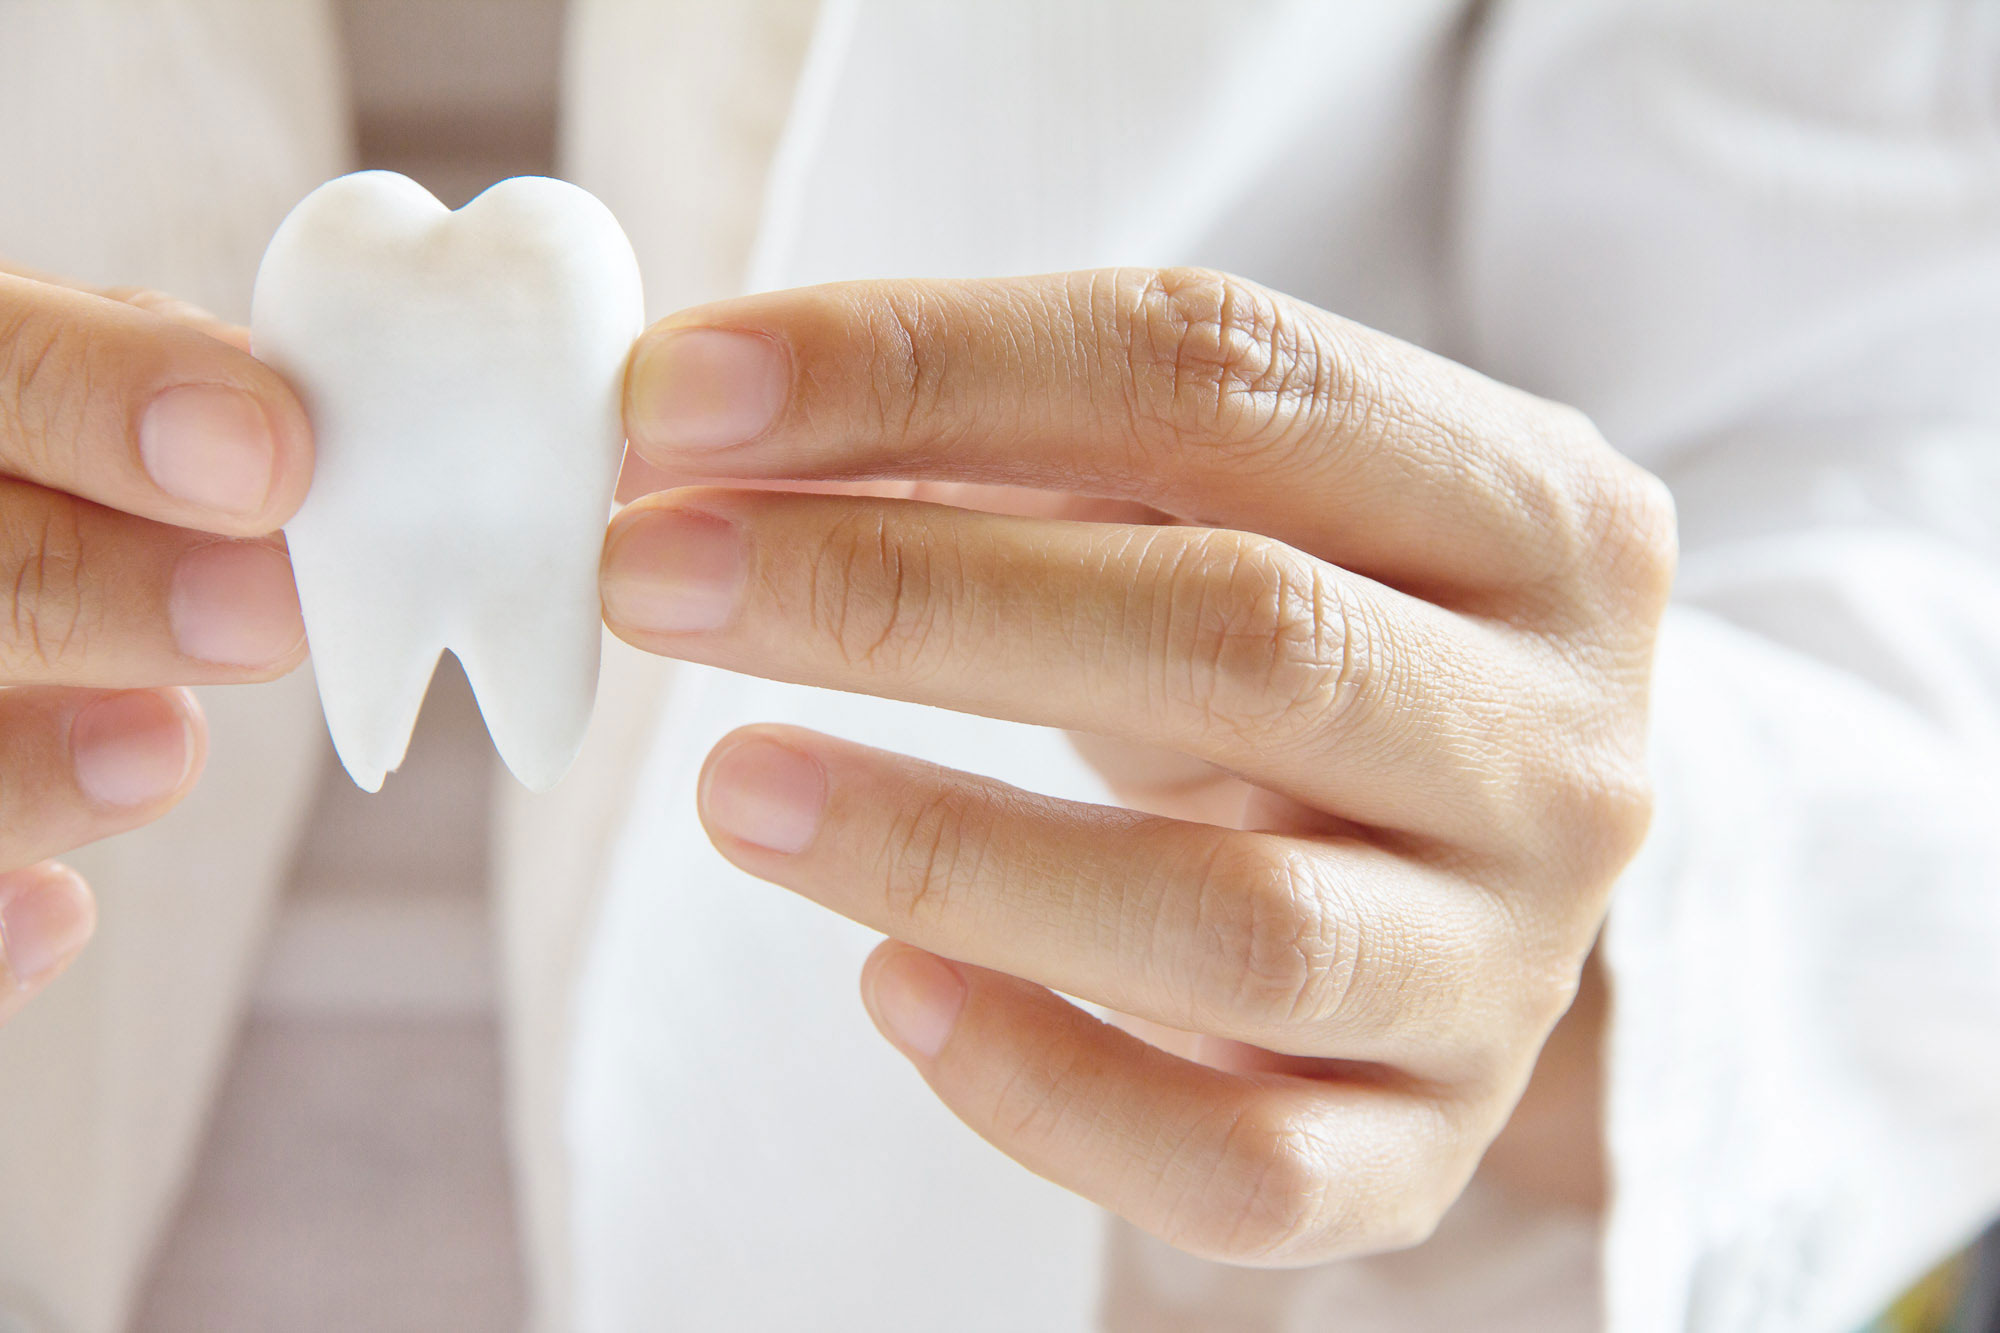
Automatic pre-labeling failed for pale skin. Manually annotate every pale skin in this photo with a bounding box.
[0,263,310,1022]
[602,268,1674,1258]
[0,262,1663,1260]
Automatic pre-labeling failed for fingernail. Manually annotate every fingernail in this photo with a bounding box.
[700,734,826,854]
[169,542,305,667]
[601,507,744,633]
[0,867,95,987]
[71,691,195,809]
[140,384,278,516]
[629,328,788,451]
[868,948,967,1060]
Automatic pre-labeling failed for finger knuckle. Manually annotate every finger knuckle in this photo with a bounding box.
[877,782,996,931]
[2,499,96,673]
[1189,840,1359,1031]
[0,304,89,473]
[805,510,950,676]
[1185,1104,1349,1263]
[1549,754,1657,892]
[1196,1101,1472,1263]
[1119,267,1334,457]
[1533,408,1680,615]
[1153,531,1366,744]
[1598,462,1679,615]
[985,1034,1093,1148]
[858,287,951,445]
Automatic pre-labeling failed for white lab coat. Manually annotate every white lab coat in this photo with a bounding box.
[3,3,1998,1331]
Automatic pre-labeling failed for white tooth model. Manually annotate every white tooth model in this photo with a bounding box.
[252,171,644,792]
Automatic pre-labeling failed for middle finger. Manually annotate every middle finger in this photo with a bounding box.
[602,487,1530,846]
[697,724,1511,1081]
[0,478,306,686]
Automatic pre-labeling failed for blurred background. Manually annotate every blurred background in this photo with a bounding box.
[133,2,560,1326]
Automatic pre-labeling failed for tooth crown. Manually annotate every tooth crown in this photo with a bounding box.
[252,171,645,792]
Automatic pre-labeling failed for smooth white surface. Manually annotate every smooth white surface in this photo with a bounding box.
[252,170,641,792]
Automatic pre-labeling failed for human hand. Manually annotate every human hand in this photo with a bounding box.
[0,265,311,1025]
[600,269,1674,1261]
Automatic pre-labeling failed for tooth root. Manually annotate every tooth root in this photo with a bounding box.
[288,543,444,793]
[451,553,605,794]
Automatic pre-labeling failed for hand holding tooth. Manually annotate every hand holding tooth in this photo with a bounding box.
[600,269,1676,1261]
[0,263,312,1024]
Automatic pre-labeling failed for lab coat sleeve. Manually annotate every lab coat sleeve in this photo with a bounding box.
[1453,7,2000,1328]
[1603,425,2000,1332]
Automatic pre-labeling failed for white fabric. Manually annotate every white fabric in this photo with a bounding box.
[1461,9,2000,1328]
[560,2,2000,1331]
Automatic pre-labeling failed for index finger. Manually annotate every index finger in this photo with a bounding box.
[621,267,1630,592]
[0,271,312,534]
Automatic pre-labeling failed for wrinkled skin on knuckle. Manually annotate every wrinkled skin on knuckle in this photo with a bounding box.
[802,509,954,678]
[1184,839,1420,1039]
[856,289,940,445]
[0,303,90,477]
[849,283,1036,451]
[1150,530,1360,747]
[1490,411,1672,893]
[1191,1093,1489,1266]
[1115,267,1332,463]
[2,501,95,675]
[1180,1104,1352,1265]
[1526,406,1679,628]
[1190,842,1347,1030]
[875,781,999,933]
[1189,832,1490,1058]
[984,1024,1096,1152]
[1511,494,1671,895]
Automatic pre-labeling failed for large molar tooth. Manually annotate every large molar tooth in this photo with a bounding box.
[251,171,643,792]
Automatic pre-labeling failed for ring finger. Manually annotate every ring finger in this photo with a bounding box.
[697,724,1520,1081]
[603,486,1534,845]
[0,685,207,869]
